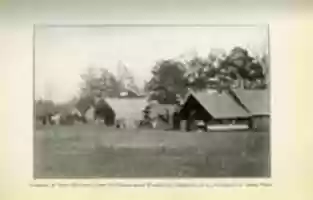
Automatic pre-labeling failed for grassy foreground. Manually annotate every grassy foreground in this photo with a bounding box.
[34,124,270,178]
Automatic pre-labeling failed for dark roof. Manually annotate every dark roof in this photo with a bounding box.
[231,88,270,115]
[183,89,250,118]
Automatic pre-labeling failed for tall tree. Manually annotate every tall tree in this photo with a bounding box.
[184,55,219,90]
[80,66,121,98]
[184,47,268,91]
[218,47,267,89]
[146,59,187,104]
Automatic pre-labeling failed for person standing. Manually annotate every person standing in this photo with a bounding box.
[172,105,181,130]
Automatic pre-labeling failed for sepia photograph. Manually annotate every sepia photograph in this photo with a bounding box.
[34,24,270,179]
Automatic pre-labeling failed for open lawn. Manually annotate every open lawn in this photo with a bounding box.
[34,124,270,178]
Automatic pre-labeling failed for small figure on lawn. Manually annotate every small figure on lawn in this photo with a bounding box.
[138,105,153,128]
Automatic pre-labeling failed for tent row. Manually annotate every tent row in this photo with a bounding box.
[35,88,270,132]
[179,88,270,131]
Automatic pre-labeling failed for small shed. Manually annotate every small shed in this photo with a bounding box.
[179,89,250,131]
[231,88,270,131]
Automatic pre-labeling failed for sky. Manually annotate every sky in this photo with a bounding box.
[35,25,269,103]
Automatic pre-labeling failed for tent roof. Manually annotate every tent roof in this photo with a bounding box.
[183,89,250,118]
[231,88,270,115]
[105,97,147,120]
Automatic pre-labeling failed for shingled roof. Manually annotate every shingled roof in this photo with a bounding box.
[231,88,270,116]
[183,89,250,119]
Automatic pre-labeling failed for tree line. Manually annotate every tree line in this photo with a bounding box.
[145,46,269,104]
[36,46,269,117]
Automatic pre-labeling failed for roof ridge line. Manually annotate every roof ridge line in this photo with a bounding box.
[228,90,251,114]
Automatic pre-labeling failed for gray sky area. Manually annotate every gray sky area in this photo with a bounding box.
[35,25,268,103]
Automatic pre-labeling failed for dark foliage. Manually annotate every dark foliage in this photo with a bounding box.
[146,47,269,103]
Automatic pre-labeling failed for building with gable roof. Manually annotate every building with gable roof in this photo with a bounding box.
[229,88,270,131]
[179,89,251,131]
[105,97,147,129]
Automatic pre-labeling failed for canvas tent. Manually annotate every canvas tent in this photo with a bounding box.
[230,88,270,131]
[230,88,270,116]
[105,97,147,128]
[93,98,116,125]
[179,89,250,131]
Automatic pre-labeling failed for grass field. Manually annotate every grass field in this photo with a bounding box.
[34,124,270,178]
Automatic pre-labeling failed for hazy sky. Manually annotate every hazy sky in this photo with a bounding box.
[35,25,268,103]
